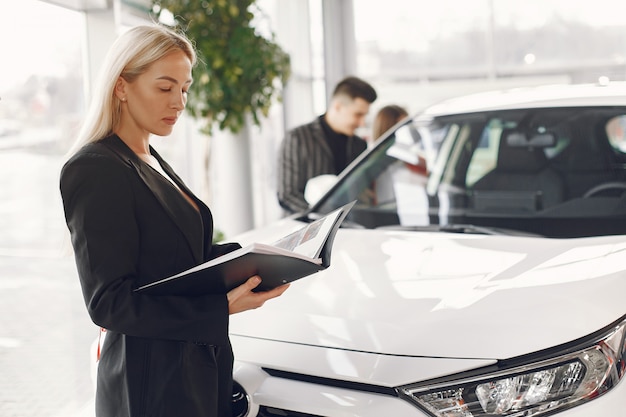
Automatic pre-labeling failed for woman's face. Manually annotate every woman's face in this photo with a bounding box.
[117,50,192,138]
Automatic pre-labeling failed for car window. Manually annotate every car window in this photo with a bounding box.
[435,107,626,236]
[314,122,436,228]
[314,106,626,237]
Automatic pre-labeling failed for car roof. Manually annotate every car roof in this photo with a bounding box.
[421,81,626,117]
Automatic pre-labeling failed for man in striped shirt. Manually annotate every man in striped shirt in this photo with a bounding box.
[277,76,377,213]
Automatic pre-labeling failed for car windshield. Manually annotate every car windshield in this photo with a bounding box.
[314,106,626,238]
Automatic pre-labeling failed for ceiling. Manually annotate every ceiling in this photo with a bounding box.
[40,0,110,11]
[40,0,150,12]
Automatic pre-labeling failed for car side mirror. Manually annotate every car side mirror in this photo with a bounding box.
[386,125,426,166]
[304,175,338,205]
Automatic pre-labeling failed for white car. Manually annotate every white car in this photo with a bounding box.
[228,82,626,417]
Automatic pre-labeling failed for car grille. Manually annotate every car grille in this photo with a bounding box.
[240,368,398,416]
[258,406,324,417]
[262,368,398,396]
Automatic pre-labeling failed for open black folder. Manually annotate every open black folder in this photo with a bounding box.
[135,201,356,295]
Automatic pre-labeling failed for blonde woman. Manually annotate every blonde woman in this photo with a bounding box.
[60,24,287,417]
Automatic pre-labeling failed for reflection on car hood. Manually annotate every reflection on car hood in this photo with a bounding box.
[229,220,626,361]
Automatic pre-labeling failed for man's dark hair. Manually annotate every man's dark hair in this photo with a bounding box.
[332,76,377,103]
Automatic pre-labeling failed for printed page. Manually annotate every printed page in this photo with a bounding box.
[272,205,344,259]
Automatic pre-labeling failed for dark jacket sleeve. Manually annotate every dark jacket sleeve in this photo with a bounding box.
[60,152,230,345]
[277,127,311,213]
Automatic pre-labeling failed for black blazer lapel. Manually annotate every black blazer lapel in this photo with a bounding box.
[150,147,216,258]
[102,135,205,264]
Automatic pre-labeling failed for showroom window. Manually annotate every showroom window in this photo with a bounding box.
[0,2,96,416]
[352,0,626,116]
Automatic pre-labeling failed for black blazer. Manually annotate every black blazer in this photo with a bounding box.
[60,135,238,416]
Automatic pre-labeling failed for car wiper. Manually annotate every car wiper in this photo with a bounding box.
[439,224,503,235]
[378,223,541,236]
[301,212,366,229]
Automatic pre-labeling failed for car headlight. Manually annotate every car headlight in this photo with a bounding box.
[398,317,626,416]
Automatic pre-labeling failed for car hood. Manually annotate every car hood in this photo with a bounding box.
[229,220,626,361]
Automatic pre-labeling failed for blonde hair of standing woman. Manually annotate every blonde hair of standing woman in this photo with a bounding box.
[67,24,196,157]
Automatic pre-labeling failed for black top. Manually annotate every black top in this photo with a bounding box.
[320,114,350,174]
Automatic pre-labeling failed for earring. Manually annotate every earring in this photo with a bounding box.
[121,97,127,102]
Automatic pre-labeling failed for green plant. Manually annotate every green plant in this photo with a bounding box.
[152,0,291,134]
[212,228,225,243]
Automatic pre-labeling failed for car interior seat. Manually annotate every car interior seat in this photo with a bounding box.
[471,129,565,212]
[551,122,616,199]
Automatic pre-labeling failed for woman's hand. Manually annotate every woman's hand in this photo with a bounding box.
[227,275,290,315]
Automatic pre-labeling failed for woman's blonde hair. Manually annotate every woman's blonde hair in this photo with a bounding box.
[67,24,196,156]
